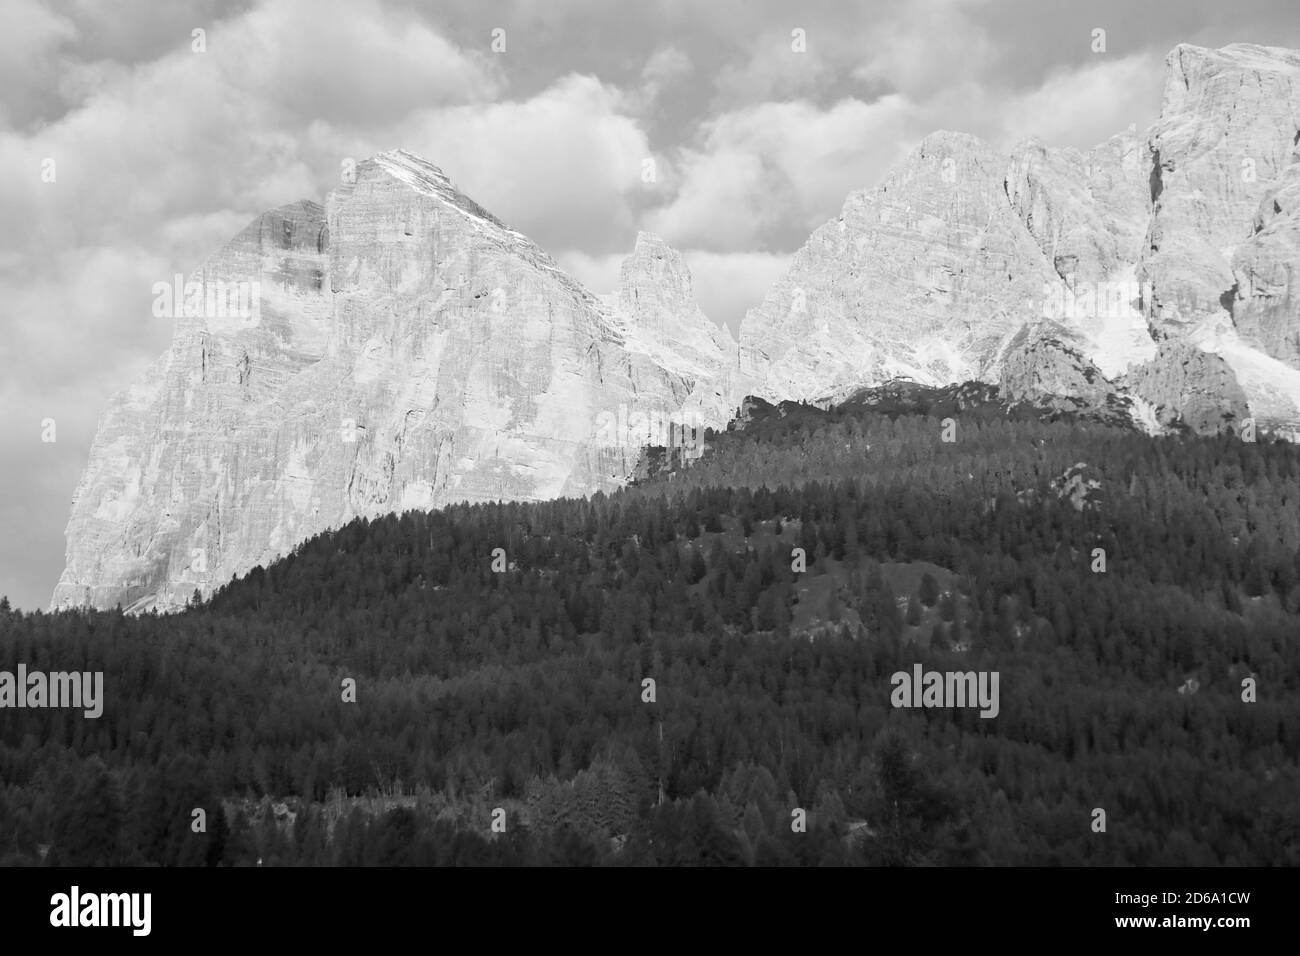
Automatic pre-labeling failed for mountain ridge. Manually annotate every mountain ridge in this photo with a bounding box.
[53,42,1300,612]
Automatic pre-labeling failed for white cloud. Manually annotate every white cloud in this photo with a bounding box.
[557,250,624,295]
[683,250,792,335]
[398,74,658,252]
[852,0,996,100]
[632,47,693,113]
[0,0,77,125]
[713,28,836,105]
[996,53,1163,149]
[648,95,913,251]
[234,0,504,125]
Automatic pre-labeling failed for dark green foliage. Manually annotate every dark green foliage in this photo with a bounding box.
[905,594,922,626]
[1,408,1298,865]
[919,573,940,607]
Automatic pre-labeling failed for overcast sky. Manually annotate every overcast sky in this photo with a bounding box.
[3,0,1300,611]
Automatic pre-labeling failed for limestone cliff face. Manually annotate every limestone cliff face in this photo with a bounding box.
[1232,161,1300,367]
[52,199,332,613]
[737,131,1059,404]
[1140,44,1300,431]
[1006,127,1149,286]
[1004,127,1156,377]
[53,151,728,612]
[1142,44,1300,330]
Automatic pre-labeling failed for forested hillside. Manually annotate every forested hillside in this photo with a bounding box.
[3,391,1299,866]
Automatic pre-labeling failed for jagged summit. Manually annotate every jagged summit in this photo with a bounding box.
[608,228,738,428]
[53,149,733,613]
[369,148,510,231]
[620,231,698,304]
[631,229,671,250]
[371,147,453,188]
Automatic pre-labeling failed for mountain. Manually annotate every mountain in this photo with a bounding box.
[602,231,738,432]
[739,43,1300,435]
[737,130,1058,404]
[55,43,1300,612]
[52,151,731,612]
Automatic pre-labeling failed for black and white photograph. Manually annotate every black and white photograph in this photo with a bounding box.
[1,0,1297,938]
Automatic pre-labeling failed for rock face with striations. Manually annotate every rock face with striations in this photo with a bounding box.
[605,231,738,432]
[738,130,1059,404]
[1232,160,1300,368]
[1003,126,1156,377]
[53,151,732,612]
[1142,44,1300,431]
[1005,126,1150,287]
[1142,44,1300,331]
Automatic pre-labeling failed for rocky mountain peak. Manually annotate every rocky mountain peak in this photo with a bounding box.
[52,149,726,613]
[619,230,697,309]
[369,148,510,231]
[609,231,737,430]
[737,126,1056,405]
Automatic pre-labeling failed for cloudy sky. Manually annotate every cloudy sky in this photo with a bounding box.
[3,0,1300,611]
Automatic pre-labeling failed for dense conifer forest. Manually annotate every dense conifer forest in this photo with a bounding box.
[2,390,1299,865]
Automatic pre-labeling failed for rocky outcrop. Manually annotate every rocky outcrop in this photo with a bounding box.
[1050,463,1103,513]
[999,325,1112,405]
[53,151,731,612]
[737,131,1059,404]
[606,231,738,432]
[1121,341,1252,434]
[997,325,1139,427]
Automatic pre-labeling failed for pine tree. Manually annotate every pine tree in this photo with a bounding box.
[919,572,940,607]
[905,594,923,626]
